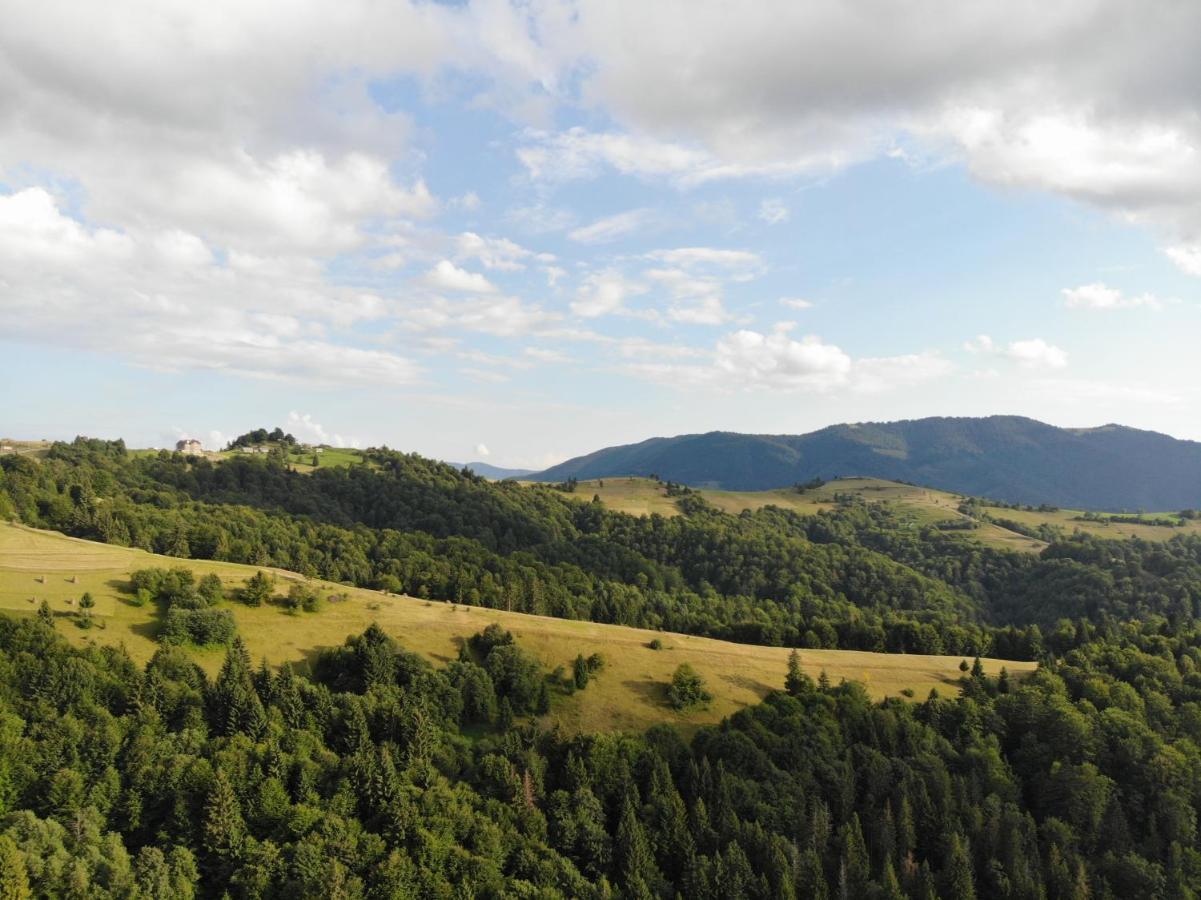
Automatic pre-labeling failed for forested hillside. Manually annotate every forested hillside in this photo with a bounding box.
[532,416,1201,510]
[7,437,1201,895]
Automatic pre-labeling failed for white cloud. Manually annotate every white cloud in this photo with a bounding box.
[423,259,498,293]
[456,232,545,271]
[758,198,790,225]
[1165,245,1201,277]
[966,333,1068,369]
[779,297,814,310]
[475,442,491,457]
[513,2,1201,271]
[1062,282,1162,310]
[568,208,652,244]
[571,270,646,317]
[1004,338,1069,370]
[646,247,762,269]
[0,188,421,386]
[517,127,840,186]
[621,329,951,393]
[715,331,853,390]
[287,411,358,448]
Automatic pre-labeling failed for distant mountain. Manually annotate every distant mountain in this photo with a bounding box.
[445,461,534,480]
[530,416,1201,511]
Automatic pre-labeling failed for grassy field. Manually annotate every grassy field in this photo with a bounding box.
[0,521,1033,736]
[559,476,1047,553]
[978,504,1201,542]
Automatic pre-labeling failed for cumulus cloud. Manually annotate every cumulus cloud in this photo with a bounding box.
[779,297,815,310]
[571,270,647,317]
[423,259,498,293]
[512,1,1201,273]
[965,334,1068,369]
[623,329,951,393]
[0,187,421,386]
[1062,282,1162,310]
[287,411,359,448]
[475,442,491,457]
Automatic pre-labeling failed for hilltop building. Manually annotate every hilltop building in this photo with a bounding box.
[175,438,203,453]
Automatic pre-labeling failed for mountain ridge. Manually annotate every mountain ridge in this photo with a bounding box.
[531,415,1201,510]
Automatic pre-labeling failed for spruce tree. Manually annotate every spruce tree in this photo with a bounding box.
[785,649,810,695]
[616,793,659,896]
[202,770,247,885]
[942,833,976,900]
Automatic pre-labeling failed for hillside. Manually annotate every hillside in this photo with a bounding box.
[0,521,1030,736]
[533,415,1201,510]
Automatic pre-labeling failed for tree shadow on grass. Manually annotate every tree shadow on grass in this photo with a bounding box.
[718,672,776,698]
[622,678,671,709]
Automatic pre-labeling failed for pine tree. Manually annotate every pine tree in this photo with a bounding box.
[210,637,266,738]
[35,600,53,628]
[881,861,906,900]
[796,848,828,900]
[202,770,247,885]
[785,649,811,695]
[841,813,870,898]
[942,833,976,900]
[616,793,659,896]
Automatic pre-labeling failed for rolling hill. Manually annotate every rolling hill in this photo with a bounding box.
[532,415,1201,510]
[0,521,1031,737]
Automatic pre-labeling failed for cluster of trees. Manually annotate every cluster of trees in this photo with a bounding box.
[225,428,297,451]
[3,603,1201,895]
[132,567,238,646]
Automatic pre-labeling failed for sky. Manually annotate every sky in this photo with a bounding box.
[2,0,1200,468]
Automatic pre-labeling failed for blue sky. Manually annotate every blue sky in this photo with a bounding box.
[3,1,1200,466]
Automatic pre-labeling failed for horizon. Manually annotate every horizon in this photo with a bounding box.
[6,412,1199,472]
[4,2,1200,466]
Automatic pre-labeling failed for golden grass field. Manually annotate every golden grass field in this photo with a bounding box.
[563,476,1048,553]
[0,521,1034,736]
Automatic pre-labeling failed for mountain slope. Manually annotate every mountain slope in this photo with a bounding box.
[444,460,534,479]
[532,416,1201,510]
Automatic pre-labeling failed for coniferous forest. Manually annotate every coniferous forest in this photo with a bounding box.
[4,438,1201,896]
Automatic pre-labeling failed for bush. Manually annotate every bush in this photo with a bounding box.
[197,573,224,606]
[283,582,322,613]
[648,638,663,650]
[667,662,711,710]
[240,571,274,607]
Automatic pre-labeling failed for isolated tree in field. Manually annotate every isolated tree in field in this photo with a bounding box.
[668,663,711,710]
[573,654,590,690]
[785,649,811,695]
[35,600,53,627]
[240,571,273,607]
[78,591,94,611]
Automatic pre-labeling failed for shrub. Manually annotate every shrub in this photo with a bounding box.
[240,571,274,607]
[667,663,711,710]
[197,573,224,606]
[648,638,663,650]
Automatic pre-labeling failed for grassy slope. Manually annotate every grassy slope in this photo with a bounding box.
[562,476,1047,553]
[0,522,1033,737]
